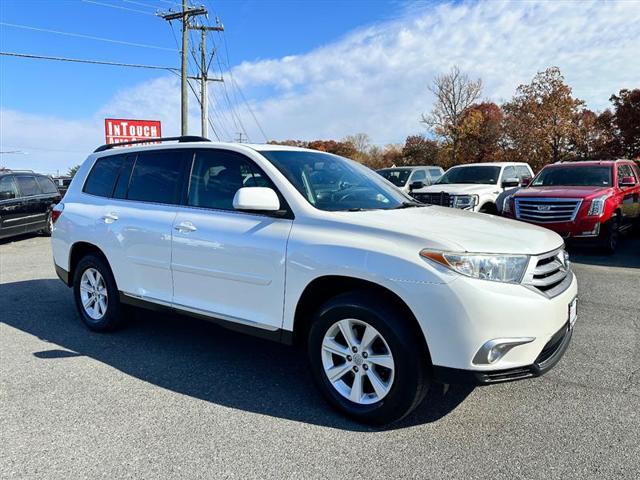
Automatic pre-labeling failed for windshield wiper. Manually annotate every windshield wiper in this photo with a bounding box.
[393,201,425,209]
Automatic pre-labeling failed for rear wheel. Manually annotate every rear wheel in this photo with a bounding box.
[40,211,53,236]
[73,255,124,331]
[308,291,430,425]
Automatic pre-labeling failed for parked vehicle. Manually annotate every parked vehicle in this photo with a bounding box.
[0,169,61,240]
[503,160,640,253]
[51,137,577,425]
[377,166,444,193]
[411,162,534,213]
[51,176,73,196]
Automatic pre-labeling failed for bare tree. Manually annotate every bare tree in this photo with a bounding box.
[344,133,371,154]
[421,66,483,163]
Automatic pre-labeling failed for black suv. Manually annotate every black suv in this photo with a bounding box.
[0,170,62,240]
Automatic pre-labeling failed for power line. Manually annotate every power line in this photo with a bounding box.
[0,21,177,51]
[0,51,179,72]
[122,0,161,10]
[80,0,155,16]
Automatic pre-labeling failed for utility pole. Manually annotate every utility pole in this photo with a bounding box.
[158,1,207,136]
[235,132,245,143]
[189,24,224,138]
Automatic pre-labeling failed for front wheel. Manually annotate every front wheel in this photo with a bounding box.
[308,291,430,425]
[601,215,620,254]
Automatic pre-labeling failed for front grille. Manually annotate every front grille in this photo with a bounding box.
[412,191,452,207]
[515,197,582,223]
[524,247,572,298]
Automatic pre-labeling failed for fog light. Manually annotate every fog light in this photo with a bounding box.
[473,338,535,365]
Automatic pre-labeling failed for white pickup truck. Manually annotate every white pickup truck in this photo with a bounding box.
[411,162,534,214]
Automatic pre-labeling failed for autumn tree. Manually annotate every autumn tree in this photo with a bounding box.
[421,66,483,164]
[502,67,584,170]
[401,135,441,166]
[610,89,640,159]
[457,102,504,164]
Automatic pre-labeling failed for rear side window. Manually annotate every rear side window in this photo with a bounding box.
[15,176,40,196]
[127,150,187,204]
[113,155,135,199]
[36,176,59,194]
[84,156,124,197]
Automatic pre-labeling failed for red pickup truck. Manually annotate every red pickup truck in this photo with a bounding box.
[503,160,640,253]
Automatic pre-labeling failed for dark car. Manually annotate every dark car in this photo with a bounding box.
[0,170,62,240]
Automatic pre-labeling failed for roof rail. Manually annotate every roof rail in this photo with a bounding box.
[93,136,211,153]
[0,168,35,173]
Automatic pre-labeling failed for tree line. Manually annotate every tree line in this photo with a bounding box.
[271,66,639,172]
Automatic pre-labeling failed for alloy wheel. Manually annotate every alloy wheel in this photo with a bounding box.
[321,318,395,405]
[79,268,108,320]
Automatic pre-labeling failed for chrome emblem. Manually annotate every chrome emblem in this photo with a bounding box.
[537,205,551,211]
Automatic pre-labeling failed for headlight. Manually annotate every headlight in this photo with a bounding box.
[452,194,478,209]
[420,250,529,283]
[503,195,513,214]
[587,195,608,216]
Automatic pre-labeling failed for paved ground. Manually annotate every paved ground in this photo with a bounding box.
[1,234,638,479]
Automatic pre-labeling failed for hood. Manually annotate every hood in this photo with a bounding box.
[515,185,613,199]
[331,206,563,255]
[414,183,499,195]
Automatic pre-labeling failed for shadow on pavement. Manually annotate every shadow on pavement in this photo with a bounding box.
[1,278,473,431]
[568,234,640,269]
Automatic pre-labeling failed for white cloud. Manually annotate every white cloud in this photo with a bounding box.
[1,0,639,172]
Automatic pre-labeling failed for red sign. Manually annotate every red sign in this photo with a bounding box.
[104,118,162,145]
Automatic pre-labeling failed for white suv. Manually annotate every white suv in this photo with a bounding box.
[51,138,577,425]
[412,162,533,213]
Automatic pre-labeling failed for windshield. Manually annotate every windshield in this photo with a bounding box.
[436,165,501,185]
[531,166,612,187]
[377,168,412,187]
[260,150,413,211]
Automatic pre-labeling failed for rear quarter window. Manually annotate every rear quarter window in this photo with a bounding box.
[36,176,59,194]
[84,156,125,197]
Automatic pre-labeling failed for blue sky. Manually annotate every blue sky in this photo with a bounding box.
[1,0,398,118]
[1,0,640,173]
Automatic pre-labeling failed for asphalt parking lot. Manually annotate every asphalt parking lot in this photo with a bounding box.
[1,234,638,479]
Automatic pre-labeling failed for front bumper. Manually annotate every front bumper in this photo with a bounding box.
[392,268,578,374]
[505,214,603,239]
[432,320,573,385]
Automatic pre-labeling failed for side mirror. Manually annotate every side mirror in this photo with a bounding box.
[409,181,424,191]
[520,177,532,187]
[0,190,16,200]
[619,176,636,187]
[233,187,280,212]
[501,177,520,188]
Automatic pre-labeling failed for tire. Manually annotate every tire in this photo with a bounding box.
[601,214,620,254]
[479,203,498,215]
[40,211,53,237]
[73,254,124,332]
[308,290,430,425]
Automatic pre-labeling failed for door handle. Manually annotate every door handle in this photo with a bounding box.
[103,212,119,223]
[175,221,197,233]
